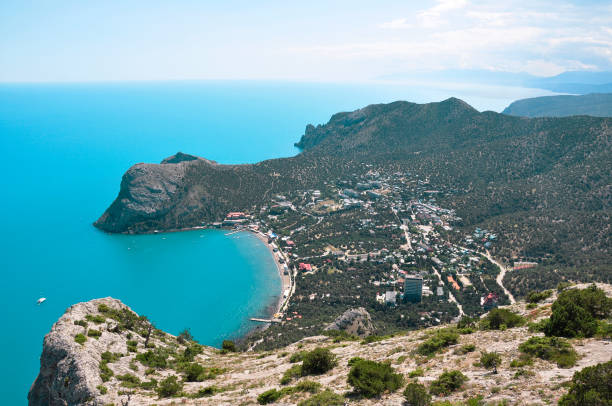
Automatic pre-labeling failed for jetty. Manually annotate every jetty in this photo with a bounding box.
[250,317,281,323]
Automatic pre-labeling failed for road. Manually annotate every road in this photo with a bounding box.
[485,250,516,304]
[432,266,465,316]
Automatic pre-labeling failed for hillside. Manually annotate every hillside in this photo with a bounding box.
[502,93,612,118]
[94,98,612,304]
[29,284,612,405]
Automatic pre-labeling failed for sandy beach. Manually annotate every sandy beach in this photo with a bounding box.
[250,230,292,317]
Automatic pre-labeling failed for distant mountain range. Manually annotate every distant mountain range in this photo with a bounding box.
[502,93,612,118]
[379,70,612,94]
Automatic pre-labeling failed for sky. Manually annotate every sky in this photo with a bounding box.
[1,0,612,82]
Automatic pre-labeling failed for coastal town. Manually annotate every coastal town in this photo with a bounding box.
[207,167,526,349]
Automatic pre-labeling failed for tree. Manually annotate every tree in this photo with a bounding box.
[222,340,237,352]
[156,375,182,398]
[347,359,404,398]
[558,361,612,406]
[480,351,502,374]
[429,370,468,396]
[301,348,337,375]
[403,382,431,406]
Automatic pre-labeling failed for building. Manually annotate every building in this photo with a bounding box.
[385,291,397,306]
[298,263,312,272]
[404,275,423,303]
[513,261,538,271]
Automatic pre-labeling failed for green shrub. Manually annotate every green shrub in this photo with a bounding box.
[85,314,106,324]
[156,375,182,398]
[596,321,612,339]
[177,328,195,344]
[545,285,611,338]
[527,290,552,303]
[96,385,107,395]
[182,343,203,361]
[290,351,306,363]
[280,364,302,384]
[457,316,477,329]
[403,382,431,406]
[222,340,236,352]
[558,360,612,406]
[454,344,476,355]
[301,348,337,375]
[509,354,533,368]
[518,336,578,368]
[297,390,345,406]
[140,378,158,390]
[347,359,404,398]
[74,334,87,345]
[557,282,573,292]
[416,328,459,356]
[101,351,121,363]
[87,329,102,339]
[136,349,168,368]
[480,352,502,374]
[479,309,525,330]
[408,367,425,378]
[347,357,365,367]
[184,362,205,382]
[99,361,113,382]
[257,389,282,404]
[74,320,88,328]
[295,380,321,393]
[127,340,138,352]
[117,373,140,388]
[429,370,468,395]
[191,385,219,398]
[361,334,392,344]
[323,329,358,342]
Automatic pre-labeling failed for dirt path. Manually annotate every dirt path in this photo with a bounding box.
[485,250,516,304]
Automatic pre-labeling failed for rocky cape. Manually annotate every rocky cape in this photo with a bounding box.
[29,285,612,405]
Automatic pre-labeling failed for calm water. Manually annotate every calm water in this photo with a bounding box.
[0,80,556,403]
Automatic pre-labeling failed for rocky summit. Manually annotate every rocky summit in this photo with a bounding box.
[29,284,612,405]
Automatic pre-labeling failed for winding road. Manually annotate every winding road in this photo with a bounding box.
[485,250,516,304]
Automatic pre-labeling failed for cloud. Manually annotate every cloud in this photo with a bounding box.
[379,18,410,30]
[417,0,468,28]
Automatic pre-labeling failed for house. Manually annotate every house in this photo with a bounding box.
[481,292,499,310]
[298,263,312,272]
[385,291,397,306]
[447,275,460,290]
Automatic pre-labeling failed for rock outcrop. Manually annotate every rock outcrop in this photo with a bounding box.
[28,298,136,406]
[324,307,374,337]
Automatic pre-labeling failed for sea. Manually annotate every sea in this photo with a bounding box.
[0,80,557,403]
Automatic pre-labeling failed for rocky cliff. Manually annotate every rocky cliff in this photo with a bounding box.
[29,285,612,405]
[325,307,374,337]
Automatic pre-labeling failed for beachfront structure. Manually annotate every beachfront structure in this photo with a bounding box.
[404,275,423,303]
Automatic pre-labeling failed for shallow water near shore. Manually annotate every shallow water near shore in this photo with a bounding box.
[0,80,555,403]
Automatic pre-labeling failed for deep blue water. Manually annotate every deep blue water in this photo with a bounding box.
[0,80,556,403]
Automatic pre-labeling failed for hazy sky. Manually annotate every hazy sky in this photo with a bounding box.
[1,0,611,82]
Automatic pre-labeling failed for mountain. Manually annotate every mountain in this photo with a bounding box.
[95,98,611,296]
[378,69,612,94]
[29,286,612,405]
[502,93,612,118]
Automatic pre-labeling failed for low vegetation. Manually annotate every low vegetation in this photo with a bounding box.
[558,360,612,406]
[347,359,404,398]
[479,308,525,330]
[518,336,578,368]
[429,370,468,396]
[416,328,459,356]
[403,382,431,406]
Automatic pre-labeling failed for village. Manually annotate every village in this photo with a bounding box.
[209,166,531,347]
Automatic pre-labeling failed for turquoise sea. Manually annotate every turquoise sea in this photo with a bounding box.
[0,80,556,403]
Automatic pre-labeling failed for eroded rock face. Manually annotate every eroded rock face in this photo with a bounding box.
[93,153,213,233]
[325,307,374,337]
[28,298,133,406]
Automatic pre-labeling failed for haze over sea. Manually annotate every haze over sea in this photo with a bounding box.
[0,80,556,403]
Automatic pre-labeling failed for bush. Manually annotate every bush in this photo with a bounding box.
[558,360,612,406]
[429,370,468,395]
[298,389,345,406]
[280,364,302,384]
[177,328,195,344]
[191,385,219,398]
[408,367,425,378]
[290,351,306,363]
[222,340,236,352]
[454,344,476,355]
[347,359,404,398]
[184,362,205,382]
[74,333,87,345]
[480,352,502,374]
[136,349,168,368]
[140,378,157,390]
[87,329,102,339]
[518,336,578,368]
[479,309,525,330]
[74,320,88,328]
[85,314,106,324]
[527,290,552,303]
[347,357,365,367]
[117,373,140,388]
[182,343,203,361]
[416,328,459,356]
[156,375,182,398]
[403,382,431,406]
[301,348,337,375]
[257,389,282,404]
[545,285,611,338]
[295,380,322,393]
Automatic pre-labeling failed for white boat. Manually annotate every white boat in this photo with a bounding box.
[36,297,46,305]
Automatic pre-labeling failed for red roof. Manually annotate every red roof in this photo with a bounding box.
[299,263,312,271]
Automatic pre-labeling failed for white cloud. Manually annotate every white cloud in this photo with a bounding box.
[379,18,410,30]
[418,0,468,28]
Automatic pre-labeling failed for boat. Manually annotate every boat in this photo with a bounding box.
[36,297,46,305]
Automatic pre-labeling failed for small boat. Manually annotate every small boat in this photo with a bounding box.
[36,297,46,305]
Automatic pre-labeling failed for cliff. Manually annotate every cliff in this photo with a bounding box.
[29,285,612,405]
